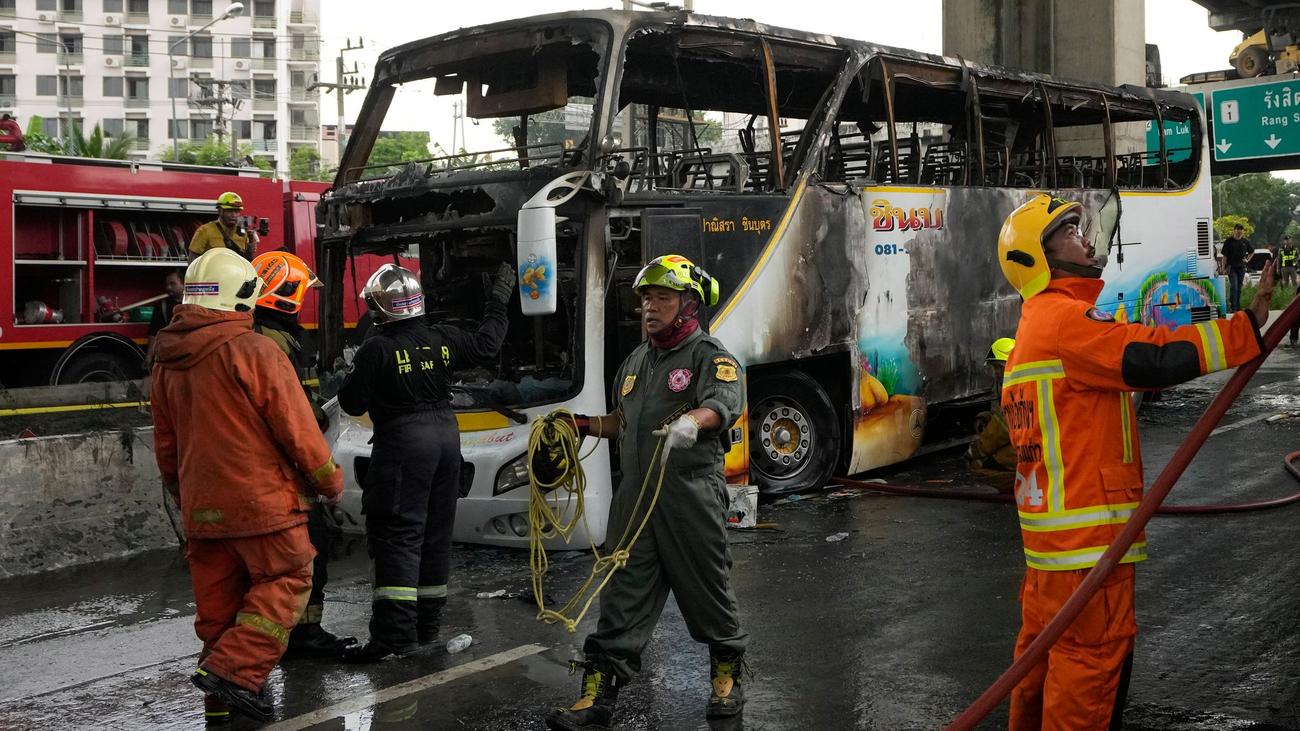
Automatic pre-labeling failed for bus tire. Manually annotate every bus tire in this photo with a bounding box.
[58,351,137,384]
[748,370,840,495]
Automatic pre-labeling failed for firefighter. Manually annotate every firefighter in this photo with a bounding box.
[545,254,748,731]
[1280,235,1298,289]
[964,337,1017,494]
[337,261,513,662]
[249,250,357,659]
[151,248,343,722]
[997,194,1270,730]
[189,192,259,262]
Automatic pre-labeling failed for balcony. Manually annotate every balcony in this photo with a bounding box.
[125,11,148,23]
[0,52,15,65]
[125,96,150,109]
[252,14,274,28]
[288,10,316,25]
[57,94,83,107]
[289,124,314,141]
[252,57,276,71]
[0,5,13,17]
[288,88,313,103]
[0,94,14,108]
[56,50,83,65]
[58,9,82,21]
[189,12,212,23]
[129,137,150,152]
[125,53,149,67]
[288,48,318,62]
[252,96,276,112]
[190,55,212,68]
[249,138,275,153]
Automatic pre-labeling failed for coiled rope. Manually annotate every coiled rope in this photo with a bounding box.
[527,409,667,633]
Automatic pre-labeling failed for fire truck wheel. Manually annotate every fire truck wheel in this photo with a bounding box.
[58,351,138,384]
[748,370,841,495]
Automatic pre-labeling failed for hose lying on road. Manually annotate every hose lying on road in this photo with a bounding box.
[942,296,1300,730]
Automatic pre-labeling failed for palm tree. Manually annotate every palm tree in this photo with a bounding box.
[23,116,135,159]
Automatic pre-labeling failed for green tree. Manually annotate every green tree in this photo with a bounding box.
[160,135,272,173]
[23,116,135,159]
[289,145,333,181]
[1213,214,1254,242]
[365,131,433,169]
[1214,173,1300,245]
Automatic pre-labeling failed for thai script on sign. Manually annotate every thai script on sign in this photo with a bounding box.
[741,216,772,232]
[701,216,774,234]
[869,199,944,232]
[1264,87,1298,109]
[702,216,736,233]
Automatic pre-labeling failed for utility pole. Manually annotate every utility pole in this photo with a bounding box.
[308,38,366,165]
[189,77,241,162]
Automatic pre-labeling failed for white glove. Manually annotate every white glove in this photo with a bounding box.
[652,414,700,462]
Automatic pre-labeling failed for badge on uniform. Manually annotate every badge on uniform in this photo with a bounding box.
[713,356,739,382]
[621,374,637,396]
[667,368,693,392]
[1085,307,1115,322]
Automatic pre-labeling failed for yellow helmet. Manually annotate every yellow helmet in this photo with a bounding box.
[216,191,244,210]
[183,248,262,312]
[633,254,720,307]
[997,194,1083,300]
[986,337,1015,364]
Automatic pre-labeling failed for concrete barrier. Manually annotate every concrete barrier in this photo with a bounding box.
[0,427,177,578]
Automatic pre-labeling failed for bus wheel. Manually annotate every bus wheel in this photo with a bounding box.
[748,370,840,495]
[58,352,136,384]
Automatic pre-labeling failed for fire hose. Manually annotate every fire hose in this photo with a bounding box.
[934,295,1300,730]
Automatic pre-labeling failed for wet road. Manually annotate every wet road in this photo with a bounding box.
[4,350,1300,729]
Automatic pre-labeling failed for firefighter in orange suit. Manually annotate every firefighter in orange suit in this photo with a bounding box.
[151,248,343,723]
[997,194,1272,730]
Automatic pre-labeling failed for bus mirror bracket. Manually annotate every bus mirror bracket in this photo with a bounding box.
[517,171,591,316]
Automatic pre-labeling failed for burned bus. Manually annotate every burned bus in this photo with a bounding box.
[317,10,1212,547]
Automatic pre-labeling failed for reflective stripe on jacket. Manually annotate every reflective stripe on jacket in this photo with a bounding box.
[1002,277,1262,571]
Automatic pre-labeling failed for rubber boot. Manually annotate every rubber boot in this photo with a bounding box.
[283,621,358,660]
[191,668,273,723]
[342,600,418,663]
[706,653,746,718]
[203,695,231,726]
[417,597,445,645]
[544,660,621,731]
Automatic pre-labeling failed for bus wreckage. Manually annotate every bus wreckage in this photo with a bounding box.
[316,10,1211,547]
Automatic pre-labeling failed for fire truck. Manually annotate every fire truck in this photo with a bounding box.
[0,146,379,387]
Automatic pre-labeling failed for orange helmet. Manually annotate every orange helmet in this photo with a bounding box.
[251,251,319,314]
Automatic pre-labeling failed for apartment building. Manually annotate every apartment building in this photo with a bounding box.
[0,0,322,175]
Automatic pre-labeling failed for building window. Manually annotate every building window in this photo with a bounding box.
[168,35,186,55]
[231,37,250,58]
[58,33,82,53]
[0,75,15,96]
[61,0,81,12]
[58,117,83,137]
[168,77,189,98]
[256,38,275,59]
[168,119,187,139]
[103,76,123,96]
[191,118,213,138]
[125,76,148,100]
[102,117,124,136]
[252,0,273,16]
[235,119,250,138]
[230,80,249,99]
[128,118,148,138]
[36,76,57,96]
[126,0,146,10]
[190,35,212,58]
[59,75,84,97]
[0,0,17,11]
[0,31,14,53]
[103,0,122,11]
[102,33,123,55]
[254,118,275,139]
[190,0,212,15]
[42,117,58,136]
[167,0,186,12]
[128,34,147,55]
[35,33,57,53]
[253,78,275,99]
[36,0,55,9]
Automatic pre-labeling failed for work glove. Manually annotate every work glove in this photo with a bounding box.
[315,461,344,505]
[490,262,518,305]
[652,414,700,462]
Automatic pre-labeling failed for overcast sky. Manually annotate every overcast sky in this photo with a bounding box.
[318,0,1247,159]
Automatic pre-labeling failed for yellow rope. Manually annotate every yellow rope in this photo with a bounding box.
[527,408,667,633]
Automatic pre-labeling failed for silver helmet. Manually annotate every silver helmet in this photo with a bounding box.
[362,264,425,323]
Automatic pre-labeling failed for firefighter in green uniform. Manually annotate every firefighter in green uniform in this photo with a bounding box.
[545,254,749,731]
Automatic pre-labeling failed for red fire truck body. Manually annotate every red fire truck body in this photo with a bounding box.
[0,152,371,387]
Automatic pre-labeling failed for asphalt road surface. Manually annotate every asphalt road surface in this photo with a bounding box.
[4,349,1300,730]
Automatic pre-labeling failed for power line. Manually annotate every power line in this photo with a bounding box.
[0,12,325,38]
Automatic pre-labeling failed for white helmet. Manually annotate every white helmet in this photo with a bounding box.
[362,264,425,323]
[183,248,263,312]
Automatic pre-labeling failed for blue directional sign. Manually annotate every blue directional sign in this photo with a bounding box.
[1211,80,1300,162]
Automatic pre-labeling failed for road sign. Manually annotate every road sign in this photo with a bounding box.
[1146,91,1203,164]
[1211,79,1300,162]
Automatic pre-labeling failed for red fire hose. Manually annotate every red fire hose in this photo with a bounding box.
[933,296,1300,730]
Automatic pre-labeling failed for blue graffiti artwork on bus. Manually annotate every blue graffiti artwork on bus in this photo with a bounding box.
[1099,255,1224,328]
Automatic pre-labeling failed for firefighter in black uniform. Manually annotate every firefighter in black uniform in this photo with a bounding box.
[337,261,513,661]
[249,251,357,660]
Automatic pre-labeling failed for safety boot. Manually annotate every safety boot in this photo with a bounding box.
[191,668,273,722]
[706,653,747,718]
[203,694,231,726]
[282,622,357,660]
[544,660,621,731]
[417,597,445,645]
